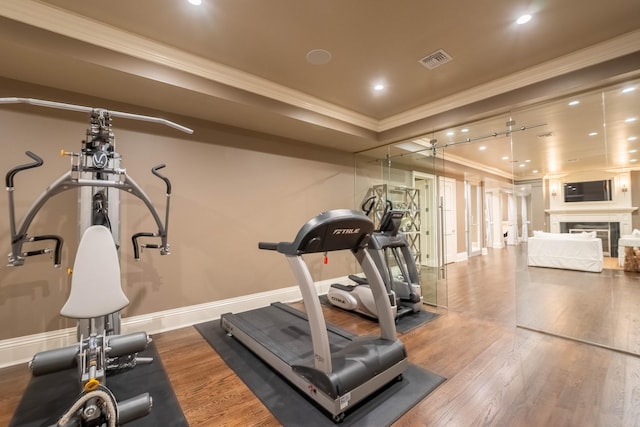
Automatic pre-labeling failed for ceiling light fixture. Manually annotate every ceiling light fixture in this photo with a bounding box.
[479,146,486,151]
[502,156,509,160]
[622,87,636,93]
[373,83,385,92]
[628,136,638,141]
[568,100,580,106]
[187,0,202,5]
[461,128,469,133]
[516,14,532,25]
[625,117,637,123]
[589,132,598,136]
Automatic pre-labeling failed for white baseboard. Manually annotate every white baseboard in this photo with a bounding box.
[456,251,468,262]
[0,276,347,369]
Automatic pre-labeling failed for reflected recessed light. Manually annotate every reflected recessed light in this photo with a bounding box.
[568,100,580,106]
[629,136,638,141]
[519,164,525,167]
[525,159,531,162]
[461,128,469,133]
[625,117,637,123]
[502,156,509,160]
[479,146,486,150]
[589,132,598,136]
[622,87,636,93]
[516,14,532,25]
[532,169,539,173]
[188,0,202,5]
[630,149,637,153]
[631,159,638,163]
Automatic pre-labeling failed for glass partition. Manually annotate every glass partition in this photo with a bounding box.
[355,136,449,308]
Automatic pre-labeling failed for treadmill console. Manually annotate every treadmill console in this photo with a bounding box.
[259,209,374,255]
[378,210,405,235]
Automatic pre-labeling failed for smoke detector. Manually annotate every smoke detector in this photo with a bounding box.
[419,49,453,70]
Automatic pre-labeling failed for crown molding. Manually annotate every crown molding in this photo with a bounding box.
[437,152,514,180]
[380,29,640,132]
[1,2,638,137]
[0,0,379,131]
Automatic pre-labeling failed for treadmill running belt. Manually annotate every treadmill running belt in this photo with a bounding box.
[224,302,355,366]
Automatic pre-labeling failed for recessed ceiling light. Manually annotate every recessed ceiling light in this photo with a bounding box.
[625,117,637,123]
[568,100,580,106]
[532,169,539,173]
[502,156,509,160]
[306,49,332,65]
[461,128,469,133]
[519,164,525,167]
[373,83,385,92]
[629,136,638,141]
[631,159,638,163]
[479,146,486,150]
[446,131,454,136]
[589,132,598,136]
[516,14,532,25]
[622,87,636,93]
[630,149,637,153]
[525,159,531,162]
[187,0,202,5]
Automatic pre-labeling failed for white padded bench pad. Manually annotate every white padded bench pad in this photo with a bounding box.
[60,225,129,319]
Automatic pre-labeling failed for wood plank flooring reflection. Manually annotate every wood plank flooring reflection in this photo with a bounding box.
[2,247,639,426]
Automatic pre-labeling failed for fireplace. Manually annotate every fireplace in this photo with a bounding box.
[559,221,620,257]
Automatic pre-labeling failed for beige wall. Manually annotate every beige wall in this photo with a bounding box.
[0,93,359,340]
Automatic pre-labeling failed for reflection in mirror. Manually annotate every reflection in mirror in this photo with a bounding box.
[514,77,640,355]
[356,76,639,356]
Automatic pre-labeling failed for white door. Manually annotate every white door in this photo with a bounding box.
[439,177,457,264]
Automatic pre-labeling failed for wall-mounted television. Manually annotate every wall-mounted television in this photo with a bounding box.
[563,179,612,202]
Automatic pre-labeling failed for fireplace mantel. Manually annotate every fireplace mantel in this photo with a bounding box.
[546,207,638,215]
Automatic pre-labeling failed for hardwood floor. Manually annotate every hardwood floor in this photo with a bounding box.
[2,248,640,426]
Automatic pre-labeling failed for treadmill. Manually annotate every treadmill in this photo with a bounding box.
[220,209,408,422]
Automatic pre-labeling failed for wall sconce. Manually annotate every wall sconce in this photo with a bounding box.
[551,185,557,197]
[622,183,628,193]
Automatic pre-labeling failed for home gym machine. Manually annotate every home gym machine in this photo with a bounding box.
[2,97,191,426]
[221,209,408,423]
[327,197,422,320]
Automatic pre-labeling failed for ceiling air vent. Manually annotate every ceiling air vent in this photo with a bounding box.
[419,49,453,70]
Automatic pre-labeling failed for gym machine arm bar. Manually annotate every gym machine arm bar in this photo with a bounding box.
[0,97,194,134]
[7,153,171,266]
[5,152,64,266]
[130,163,172,260]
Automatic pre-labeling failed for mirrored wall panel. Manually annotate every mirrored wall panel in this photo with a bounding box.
[513,77,640,355]
[357,74,640,357]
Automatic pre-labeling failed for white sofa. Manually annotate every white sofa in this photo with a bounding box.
[527,231,603,273]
